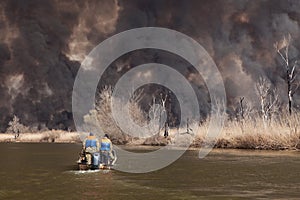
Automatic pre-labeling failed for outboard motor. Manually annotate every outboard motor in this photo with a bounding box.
[92,152,100,168]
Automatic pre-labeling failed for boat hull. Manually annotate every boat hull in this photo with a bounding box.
[77,150,117,170]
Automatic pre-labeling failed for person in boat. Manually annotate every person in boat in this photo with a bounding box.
[83,132,100,165]
[100,134,114,166]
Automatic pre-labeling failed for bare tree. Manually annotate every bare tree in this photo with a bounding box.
[239,97,245,120]
[84,86,147,144]
[164,122,169,138]
[149,93,168,137]
[6,115,28,138]
[274,34,299,115]
[255,77,279,126]
[234,96,253,122]
[186,118,193,134]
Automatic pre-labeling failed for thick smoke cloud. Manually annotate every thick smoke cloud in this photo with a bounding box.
[0,0,81,131]
[0,0,299,131]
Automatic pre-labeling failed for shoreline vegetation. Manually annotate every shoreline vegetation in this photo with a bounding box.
[0,131,80,143]
[2,87,299,151]
[1,115,299,151]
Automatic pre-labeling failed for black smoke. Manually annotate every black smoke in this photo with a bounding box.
[0,0,299,132]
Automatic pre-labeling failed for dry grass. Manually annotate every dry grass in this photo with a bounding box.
[0,130,80,143]
[1,113,299,150]
[83,86,300,150]
[139,112,300,150]
[192,112,300,150]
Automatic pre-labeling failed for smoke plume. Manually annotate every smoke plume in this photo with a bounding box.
[0,0,299,131]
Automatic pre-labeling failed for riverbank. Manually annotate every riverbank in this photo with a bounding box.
[1,129,300,151]
[0,130,80,143]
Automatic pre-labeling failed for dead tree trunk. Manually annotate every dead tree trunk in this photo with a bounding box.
[255,77,279,127]
[239,97,245,120]
[159,93,167,136]
[274,34,298,115]
[287,68,292,115]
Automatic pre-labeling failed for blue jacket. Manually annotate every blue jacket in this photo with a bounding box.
[100,138,112,151]
[84,136,99,148]
[85,139,97,148]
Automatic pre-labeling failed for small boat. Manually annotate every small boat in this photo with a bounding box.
[77,150,117,170]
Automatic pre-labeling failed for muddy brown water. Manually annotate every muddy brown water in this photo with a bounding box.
[0,143,299,200]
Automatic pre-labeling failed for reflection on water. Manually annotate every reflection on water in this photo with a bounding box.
[0,143,299,200]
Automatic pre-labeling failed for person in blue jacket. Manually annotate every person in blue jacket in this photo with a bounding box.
[83,132,100,165]
[100,134,114,167]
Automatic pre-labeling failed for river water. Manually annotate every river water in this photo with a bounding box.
[0,143,299,200]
